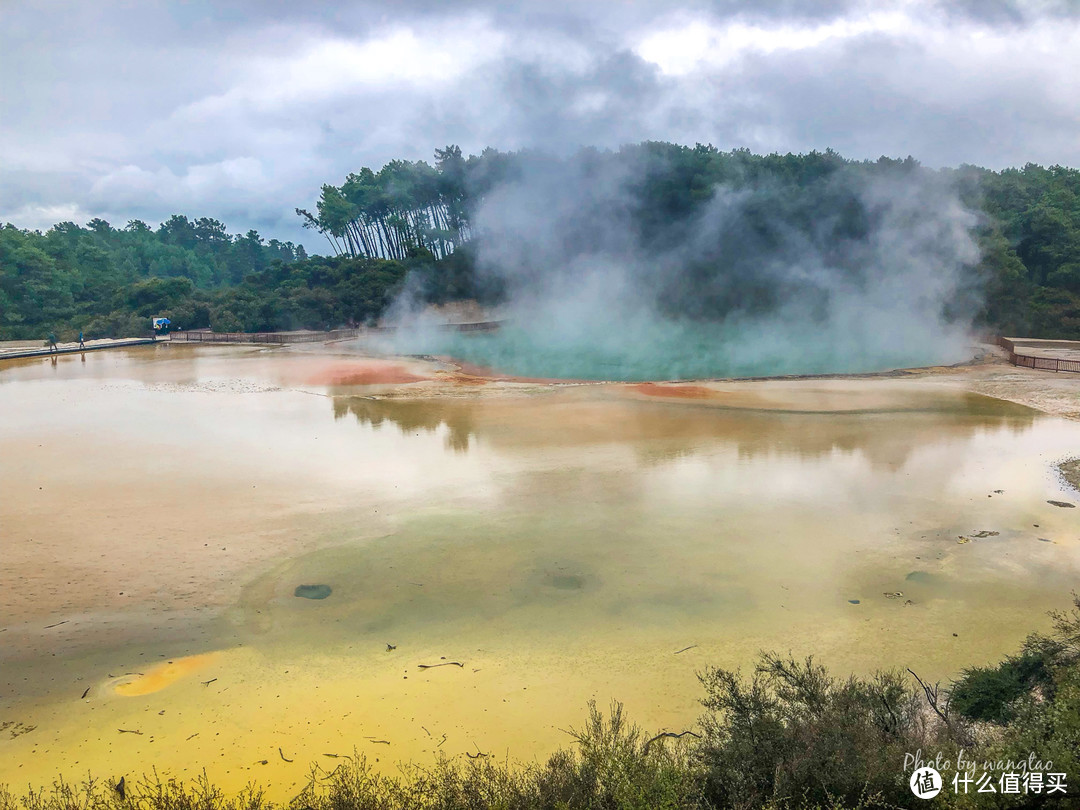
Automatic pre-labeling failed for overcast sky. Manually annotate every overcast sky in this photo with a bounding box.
[2,0,1078,251]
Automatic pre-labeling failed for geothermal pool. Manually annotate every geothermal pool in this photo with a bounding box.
[383,319,974,381]
[2,344,1079,797]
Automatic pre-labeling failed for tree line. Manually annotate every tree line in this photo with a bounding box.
[0,215,311,339]
[296,146,473,261]
[0,215,426,340]
[302,142,1080,339]
[1,142,1079,341]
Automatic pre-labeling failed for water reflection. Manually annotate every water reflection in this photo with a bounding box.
[329,387,1037,469]
[333,396,476,452]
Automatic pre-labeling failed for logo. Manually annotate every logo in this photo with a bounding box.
[911,767,942,799]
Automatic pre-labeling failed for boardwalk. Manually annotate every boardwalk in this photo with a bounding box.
[0,338,156,361]
[1,321,507,361]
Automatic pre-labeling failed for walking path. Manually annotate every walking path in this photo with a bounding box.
[0,337,157,361]
[1002,337,1080,362]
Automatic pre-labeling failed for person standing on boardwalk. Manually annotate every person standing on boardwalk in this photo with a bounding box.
[78,331,85,349]
[47,332,58,353]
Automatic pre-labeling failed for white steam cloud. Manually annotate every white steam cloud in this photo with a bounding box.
[387,149,982,381]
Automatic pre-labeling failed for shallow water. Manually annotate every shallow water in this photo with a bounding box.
[2,344,1079,797]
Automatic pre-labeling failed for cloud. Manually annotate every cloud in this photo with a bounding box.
[2,203,94,232]
[632,8,918,74]
[176,18,504,121]
[88,158,267,210]
[1,0,1079,249]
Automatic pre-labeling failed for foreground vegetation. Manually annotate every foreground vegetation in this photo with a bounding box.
[4,598,1079,810]
[2,144,1080,342]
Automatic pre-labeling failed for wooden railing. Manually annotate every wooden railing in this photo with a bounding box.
[169,329,363,344]
[998,337,1080,373]
[169,321,505,345]
[1006,352,1080,373]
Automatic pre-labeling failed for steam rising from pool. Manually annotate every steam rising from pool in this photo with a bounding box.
[385,149,981,381]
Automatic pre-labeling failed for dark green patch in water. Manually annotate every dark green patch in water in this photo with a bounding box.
[904,570,944,586]
[294,584,332,600]
[549,574,586,590]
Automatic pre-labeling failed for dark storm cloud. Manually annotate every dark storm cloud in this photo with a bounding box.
[1,0,1078,250]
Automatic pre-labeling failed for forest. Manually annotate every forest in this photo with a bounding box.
[1,142,1078,341]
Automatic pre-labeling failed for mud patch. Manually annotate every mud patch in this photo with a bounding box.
[1059,459,1080,493]
[629,383,713,399]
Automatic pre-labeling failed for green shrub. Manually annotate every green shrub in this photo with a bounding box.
[291,702,699,810]
[696,654,958,809]
[951,652,1052,724]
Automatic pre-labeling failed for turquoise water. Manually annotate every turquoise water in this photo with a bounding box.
[420,322,969,381]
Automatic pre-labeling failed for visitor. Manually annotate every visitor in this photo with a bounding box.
[78,331,85,349]
[47,332,58,353]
